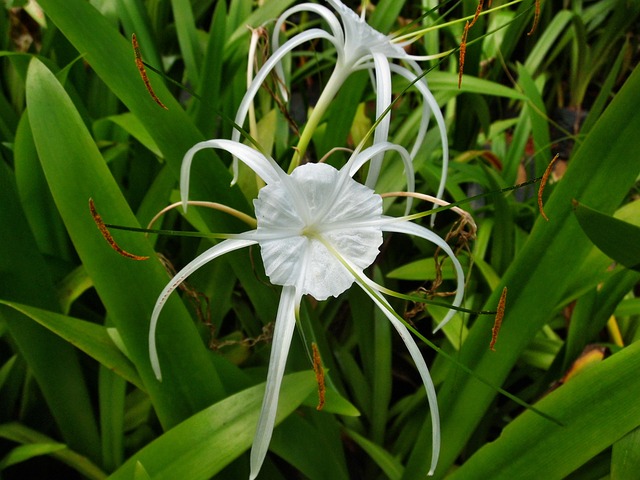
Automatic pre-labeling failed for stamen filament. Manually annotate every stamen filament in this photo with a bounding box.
[147,201,257,232]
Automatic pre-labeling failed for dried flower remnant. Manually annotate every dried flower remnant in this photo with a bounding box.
[132,33,167,110]
[312,343,326,411]
[538,154,559,221]
[528,0,541,36]
[490,287,507,351]
[89,198,149,261]
[458,1,484,88]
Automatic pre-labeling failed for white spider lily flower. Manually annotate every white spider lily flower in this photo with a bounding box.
[149,140,464,479]
[232,0,448,197]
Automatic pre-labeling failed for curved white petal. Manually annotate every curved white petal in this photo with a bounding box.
[181,140,284,211]
[249,285,301,480]
[345,142,415,214]
[272,3,344,100]
[326,0,406,62]
[231,28,340,182]
[149,237,257,380]
[388,63,449,202]
[356,275,440,476]
[365,52,393,189]
[380,219,464,331]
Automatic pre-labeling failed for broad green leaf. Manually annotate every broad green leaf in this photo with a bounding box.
[37,0,247,217]
[0,443,67,470]
[612,426,640,479]
[0,355,17,391]
[193,0,226,135]
[0,161,100,461]
[270,413,350,480]
[25,57,233,427]
[387,257,467,281]
[109,371,316,480]
[301,388,360,417]
[447,340,640,479]
[56,265,93,315]
[107,113,162,158]
[573,201,640,271]
[524,11,574,75]
[170,0,202,86]
[516,63,551,173]
[0,423,107,480]
[99,367,126,471]
[0,301,144,390]
[427,72,526,101]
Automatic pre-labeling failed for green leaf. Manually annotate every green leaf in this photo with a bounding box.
[447,340,640,479]
[0,423,107,480]
[301,388,360,417]
[25,57,233,427]
[612,426,640,479]
[109,371,316,480]
[345,428,404,480]
[0,443,67,470]
[0,161,100,462]
[427,72,527,100]
[573,201,640,271]
[0,301,144,390]
[170,0,202,86]
[387,256,468,281]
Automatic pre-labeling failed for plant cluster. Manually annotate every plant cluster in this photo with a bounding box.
[1,1,640,479]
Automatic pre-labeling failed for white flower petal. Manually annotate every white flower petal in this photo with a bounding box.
[249,285,301,480]
[259,235,309,287]
[254,163,383,300]
[231,28,340,181]
[356,275,440,476]
[181,140,283,211]
[326,0,406,63]
[272,3,344,101]
[380,219,464,331]
[365,52,393,189]
[389,63,449,202]
[346,142,415,214]
[149,237,257,380]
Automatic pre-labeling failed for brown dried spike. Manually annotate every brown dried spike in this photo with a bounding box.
[538,154,559,222]
[132,33,168,110]
[458,21,470,89]
[89,198,149,261]
[469,0,484,29]
[490,287,507,351]
[312,343,326,411]
[528,0,541,36]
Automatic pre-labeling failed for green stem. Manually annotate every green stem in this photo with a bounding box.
[289,66,349,172]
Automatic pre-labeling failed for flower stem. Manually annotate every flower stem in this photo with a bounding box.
[289,66,349,172]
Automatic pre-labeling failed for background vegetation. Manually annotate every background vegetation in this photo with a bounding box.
[1,0,639,478]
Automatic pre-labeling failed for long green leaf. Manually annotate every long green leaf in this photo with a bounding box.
[0,161,101,461]
[109,371,316,480]
[573,201,640,271]
[0,301,144,390]
[447,339,640,479]
[36,0,246,215]
[25,57,232,427]
[0,423,107,480]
